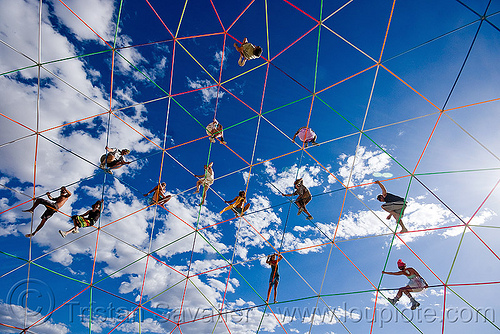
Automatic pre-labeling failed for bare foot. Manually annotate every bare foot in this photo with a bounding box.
[23,209,34,213]
[25,233,33,238]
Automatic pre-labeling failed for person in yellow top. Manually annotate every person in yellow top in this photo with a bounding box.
[220,190,250,217]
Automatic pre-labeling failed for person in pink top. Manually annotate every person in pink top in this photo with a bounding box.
[292,127,318,147]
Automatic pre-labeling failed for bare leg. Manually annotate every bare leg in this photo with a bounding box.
[201,186,208,205]
[391,212,408,232]
[302,206,313,219]
[158,195,172,205]
[194,180,202,193]
[242,203,250,215]
[273,282,278,303]
[25,218,48,237]
[238,55,246,67]
[23,198,42,213]
[382,206,407,232]
[396,286,413,299]
[266,283,272,303]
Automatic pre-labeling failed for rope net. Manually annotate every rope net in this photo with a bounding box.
[0,0,499,333]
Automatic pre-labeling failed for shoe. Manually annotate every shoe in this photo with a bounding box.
[411,300,420,310]
[59,230,65,238]
[311,141,319,146]
[306,215,313,220]
[72,229,79,234]
[297,207,304,215]
[388,298,397,305]
[400,227,408,233]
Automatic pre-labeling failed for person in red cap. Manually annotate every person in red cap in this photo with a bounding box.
[382,259,428,310]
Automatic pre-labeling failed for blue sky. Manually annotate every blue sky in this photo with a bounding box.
[0,0,499,333]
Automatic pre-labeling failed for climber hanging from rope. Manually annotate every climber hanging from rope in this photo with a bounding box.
[266,253,283,304]
[234,37,263,67]
[59,200,102,238]
[99,146,131,171]
[375,180,408,233]
[283,178,313,220]
[206,119,226,144]
[382,259,428,310]
[144,182,171,205]
[220,190,250,217]
[23,186,72,238]
[194,162,214,205]
[292,126,318,147]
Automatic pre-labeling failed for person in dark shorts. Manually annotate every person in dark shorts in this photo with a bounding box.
[99,146,131,170]
[23,186,72,237]
[375,180,408,233]
[59,200,102,238]
[233,38,262,66]
[283,178,313,220]
[266,253,283,303]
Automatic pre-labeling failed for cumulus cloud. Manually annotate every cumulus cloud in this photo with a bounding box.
[264,161,322,195]
[52,0,116,42]
[186,77,224,104]
[337,145,392,186]
[0,302,69,334]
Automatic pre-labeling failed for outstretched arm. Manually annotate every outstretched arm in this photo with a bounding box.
[375,180,387,197]
[292,127,305,142]
[80,210,92,218]
[144,185,158,196]
[382,270,404,276]
[105,146,114,153]
[62,187,71,197]
[225,196,239,204]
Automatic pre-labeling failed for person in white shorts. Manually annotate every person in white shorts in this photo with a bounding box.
[194,162,214,205]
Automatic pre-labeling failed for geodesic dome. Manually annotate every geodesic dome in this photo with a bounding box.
[1,0,499,333]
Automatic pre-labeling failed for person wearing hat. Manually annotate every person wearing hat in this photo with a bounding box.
[375,180,408,233]
[99,146,131,170]
[382,259,428,310]
[282,178,313,220]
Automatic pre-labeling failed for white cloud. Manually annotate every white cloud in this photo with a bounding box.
[0,302,69,334]
[186,77,224,104]
[52,0,115,42]
[337,146,392,186]
[264,161,322,195]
